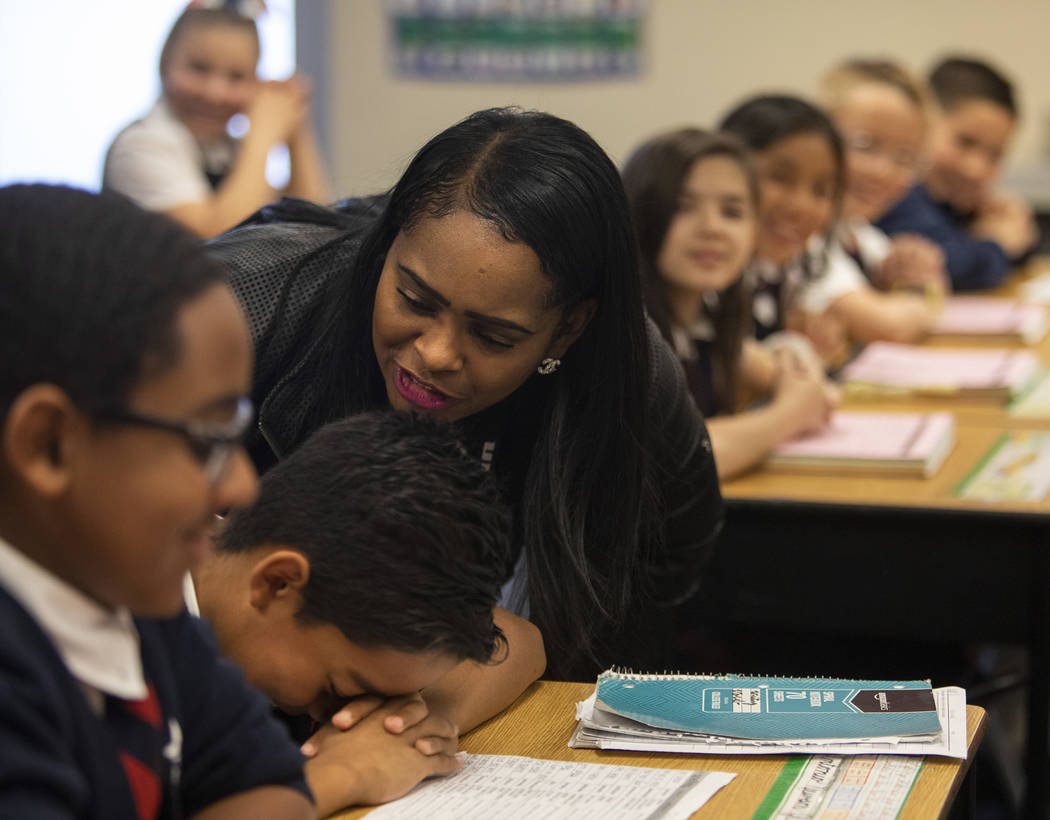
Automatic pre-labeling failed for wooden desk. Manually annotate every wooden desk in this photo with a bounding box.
[716,273,1050,815]
[714,416,1050,817]
[334,681,986,819]
[729,421,1048,513]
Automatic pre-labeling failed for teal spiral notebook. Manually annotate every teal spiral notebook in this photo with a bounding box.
[595,669,940,740]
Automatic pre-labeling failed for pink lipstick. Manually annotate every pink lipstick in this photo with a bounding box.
[394,366,453,410]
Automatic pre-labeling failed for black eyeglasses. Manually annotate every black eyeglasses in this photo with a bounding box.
[96,397,254,483]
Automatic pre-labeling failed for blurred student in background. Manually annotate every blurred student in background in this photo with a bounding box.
[878,56,1039,290]
[821,59,950,315]
[721,94,937,362]
[104,1,330,238]
[623,128,837,480]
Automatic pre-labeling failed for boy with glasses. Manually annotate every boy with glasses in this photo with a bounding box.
[0,184,313,818]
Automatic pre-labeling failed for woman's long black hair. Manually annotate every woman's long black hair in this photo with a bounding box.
[622,128,758,413]
[301,108,656,676]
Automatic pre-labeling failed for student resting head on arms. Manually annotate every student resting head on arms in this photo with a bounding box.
[877,55,1039,290]
[192,410,545,817]
[821,58,950,299]
[0,184,313,819]
[722,93,938,356]
[206,106,723,680]
[623,128,837,480]
[103,0,330,239]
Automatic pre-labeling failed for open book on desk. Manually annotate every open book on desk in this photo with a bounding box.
[570,669,968,759]
[839,341,1040,401]
[928,296,1047,344]
[767,411,955,477]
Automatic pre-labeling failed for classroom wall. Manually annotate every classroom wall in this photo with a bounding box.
[316,0,1050,197]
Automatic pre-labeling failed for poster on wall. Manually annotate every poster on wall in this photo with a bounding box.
[388,0,646,82]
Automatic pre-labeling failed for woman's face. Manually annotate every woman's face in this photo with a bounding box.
[657,154,757,297]
[372,210,586,422]
[834,83,926,223]
[753,132,838,265]
[162,22,259,142]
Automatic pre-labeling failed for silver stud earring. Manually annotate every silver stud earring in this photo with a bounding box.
[537,357,561,375]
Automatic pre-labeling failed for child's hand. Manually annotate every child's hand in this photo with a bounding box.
[784,309,849,368]
[878,235,950,297]
[772,349,838,437]
[247,80,309,146]
[972,194,1039,259]
[303,695,461,813]
[300,692,434,757]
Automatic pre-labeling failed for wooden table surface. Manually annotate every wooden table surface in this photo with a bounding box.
[723,419,1050,515]
[713,263,1048,816]
[334,680,986,820]
[724,261,1050,510]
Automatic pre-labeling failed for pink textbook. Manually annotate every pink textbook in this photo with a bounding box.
[839,342,1040,401]
[768,411,956,477]
[929,297,1047,344]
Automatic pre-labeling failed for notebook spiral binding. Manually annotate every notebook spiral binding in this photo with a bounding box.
[601,667,926,684]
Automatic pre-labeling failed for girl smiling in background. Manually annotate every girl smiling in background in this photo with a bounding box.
[104,2,329,238]
[623,128,837,480]
[721,94,937,362]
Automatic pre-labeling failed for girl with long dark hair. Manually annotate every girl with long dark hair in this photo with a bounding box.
[623,128,836,479]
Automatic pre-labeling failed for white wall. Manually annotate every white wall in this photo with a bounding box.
[0,1,295,190]
[321,0,1050,197]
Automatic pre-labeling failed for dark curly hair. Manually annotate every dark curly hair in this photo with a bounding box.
[218,411,510,663]
[0,184,226,420]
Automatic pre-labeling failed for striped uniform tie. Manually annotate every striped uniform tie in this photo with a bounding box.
[106,682,165,820]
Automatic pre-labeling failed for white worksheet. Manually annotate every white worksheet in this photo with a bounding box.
[364,753,735,820]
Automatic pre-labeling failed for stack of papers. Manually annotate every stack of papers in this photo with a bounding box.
[570,670,967,759]
[839,342,1040,401]
[929,297,1047,344]
[768,411,955,477]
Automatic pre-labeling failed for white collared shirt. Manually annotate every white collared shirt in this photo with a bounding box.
[795,234,868,315]
[0,536,146,714]
[183,572,200,617]
[103,98,237,212]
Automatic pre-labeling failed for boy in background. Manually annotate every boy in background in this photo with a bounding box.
[878,56,1039,290]
[0,185,313,818]
[191,411,545,817]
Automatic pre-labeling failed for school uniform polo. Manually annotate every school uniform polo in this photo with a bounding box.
[0,536,310,818]
[748,258,803,340]
[103,99,237,212]
[750,234,882,336]
[794,237,869,316]
[670,315,720,419]
[840,220,893,276]
[877,183,1009,291]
